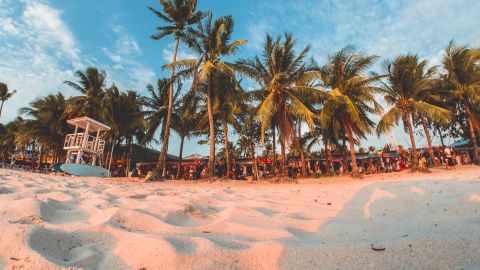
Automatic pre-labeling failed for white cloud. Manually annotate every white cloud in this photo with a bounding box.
[101,25,156,92]
[0,17,19,35]
[21,0,80,64]
[0,0,80,123]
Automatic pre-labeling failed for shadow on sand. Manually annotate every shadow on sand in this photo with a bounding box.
[279,178,480,270]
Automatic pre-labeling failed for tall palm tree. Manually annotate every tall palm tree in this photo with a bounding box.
[64,67,107,120]
[168,14,247,177]
[171,91,201,178]
[0,82,17,119]
[442,41,480,163]
[319,46,384,176]
[377,55,451,169]
[148,0,204,177]
[235,34,324,175]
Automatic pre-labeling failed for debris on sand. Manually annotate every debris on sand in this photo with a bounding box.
[371,243,386,251]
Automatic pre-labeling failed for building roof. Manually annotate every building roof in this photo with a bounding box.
[183,153,206,160]
[67,117,111,132]
[450,138,470,147]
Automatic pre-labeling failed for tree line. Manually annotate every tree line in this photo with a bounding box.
[0,0,479,179]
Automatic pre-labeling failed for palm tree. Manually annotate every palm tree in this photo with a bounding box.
[142,79,182,174]
[0,117,24,159]
[148,0,204,177]
[377,55,451,169]
[235,34,324,175]
[236,105,262,180]
[171,91,201,178]
[19,93,70,166]
[64,67,107,120]
[103,85,145,174]
[442,41,480,163]
[0,82,17,119]
[215,73,245,178]
[318,46,384,176]
[20,93,69,162]
[168,14,247,177]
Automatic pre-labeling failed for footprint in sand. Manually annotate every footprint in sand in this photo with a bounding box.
[0,187,14,195]
[28,227,128,270]
[129,194,148,200]
[164,236,197,254]
[40,199,88,224]
[163,204,226,227]
[189,232,256,250]
[253,207,279,217]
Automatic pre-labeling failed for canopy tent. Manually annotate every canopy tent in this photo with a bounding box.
[67,117,110,132]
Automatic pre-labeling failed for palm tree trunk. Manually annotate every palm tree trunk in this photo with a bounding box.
[272,125,276,175]
[123,144,128,177]
[176,136,185,179]
[342,137,347,174]
[222,120,231,178]
[0,100,4,118]
[298,121,306,177]
[323,139,329,175]
[37,145,43,169]
[280,141,286,176]
[159,37,180,177]
[127,140,133,176]
[251,146,259,181]
[207,73,216,177]
[436,127,445,148]
[107,137,115,174]
[345,123,359,176]
[421,115,437,165]
[466,106,480,163]
[403,108,418,169]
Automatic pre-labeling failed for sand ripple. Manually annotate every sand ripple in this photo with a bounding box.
[0,167,479,269]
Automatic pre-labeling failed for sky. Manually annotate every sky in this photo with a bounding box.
[0,0,479,156]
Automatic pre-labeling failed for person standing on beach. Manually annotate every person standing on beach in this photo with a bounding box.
[30,156,36,171]
[444,147,452,170]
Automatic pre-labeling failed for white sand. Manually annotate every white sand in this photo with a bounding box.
[0,166,479,270]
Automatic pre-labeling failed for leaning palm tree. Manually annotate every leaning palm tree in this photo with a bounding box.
[319,46,384,176]
[442,41,480,163]
[0,82,17,119]
[148,0,204,177]
[64,67,107,120]
[377,55,452,169]
[167,14,247,177]
[235,34,325,175]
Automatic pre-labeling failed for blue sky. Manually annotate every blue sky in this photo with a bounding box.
[1,0,479,156]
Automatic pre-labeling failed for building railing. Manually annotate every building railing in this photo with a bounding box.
[64,133,106,154]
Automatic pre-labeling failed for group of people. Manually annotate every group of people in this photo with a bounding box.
[0,145,473,179]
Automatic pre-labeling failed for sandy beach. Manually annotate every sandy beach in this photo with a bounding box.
[0,166,479,270]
